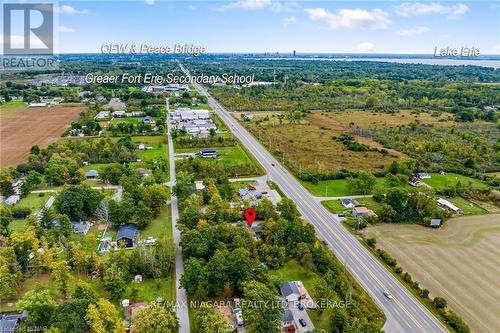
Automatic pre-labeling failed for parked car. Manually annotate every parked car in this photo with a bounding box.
[383,290,394,300]
[297,302,304,311]
[299,318,307,327]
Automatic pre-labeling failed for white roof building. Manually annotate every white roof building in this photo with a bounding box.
[437,198,462,214]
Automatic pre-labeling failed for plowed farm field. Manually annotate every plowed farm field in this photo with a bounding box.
[363,214,500,333]
[0,106,84,166]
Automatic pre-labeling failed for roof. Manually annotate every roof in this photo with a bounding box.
[117,223,139,240]
[280,282,300,297]
[251,225,262,233]
[353,206,376,216]
[0,313,25,332]
[282,308,294,322]
[5,195,20,205]
[86,170,99,177]
[430,219,441,226]
[200,148,217,153]
[437,198,461,212]
[340,198,359,207]
[72,221,91,234]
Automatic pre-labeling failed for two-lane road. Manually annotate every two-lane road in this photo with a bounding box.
[181,64,448,333]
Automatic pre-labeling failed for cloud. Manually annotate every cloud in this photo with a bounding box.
[490,45,500,55]
[0,35,47,48]
[144,0,155,5]
[283,16,296,27]
[217,0,298,12]
[58,26,75,33]
[394,2,469,19]
[357,42,375,52]
[188,5,197,11]
[396,26,430,36]
[305,8,390,30]
[57,5,89,15]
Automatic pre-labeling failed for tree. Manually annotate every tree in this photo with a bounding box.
[50,260,72,295]
[0,206,13,236]
[17,288,57,326]
[55,185,103,221]
[134,302,178,333]
[276,198,300,222]
[0,254,19,299]
[134,201,153,229]
[85,298,123,333]
[301,252,314,273]
[103,264,126,299]
[241,280,283,333]
[72,281,100,303]
[347,172,376,194]
[433,296,447,310]
[26,170,42,189]
[9,226,39,270]
[0,169,14,196]
[51,299,91,333]
[227,248,253,294]
[100,163,125,185]
[180,258,208,299]
[142,185,169,216]
[195,306,233,333]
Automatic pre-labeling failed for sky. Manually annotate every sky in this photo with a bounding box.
[5,0,500,54]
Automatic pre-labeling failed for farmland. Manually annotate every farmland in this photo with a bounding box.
[0,106,85,166]
[362,214,500,333]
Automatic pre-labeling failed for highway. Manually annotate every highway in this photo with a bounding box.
[180,64,449,333]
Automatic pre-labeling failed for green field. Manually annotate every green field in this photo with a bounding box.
[176,145,254,166]
[83,163,109,172]
[17,192,52,210]
[110,117,141,125]
[302,177,410,197]
[0,100,26,110]
[142,206,173,241]
[448,197,488,215]
[424,173,488,191]
[321,197,382,214]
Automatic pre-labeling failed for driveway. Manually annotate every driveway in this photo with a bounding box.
[289,301,315,332]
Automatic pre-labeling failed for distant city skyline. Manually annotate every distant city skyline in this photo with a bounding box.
[5,1,500,54]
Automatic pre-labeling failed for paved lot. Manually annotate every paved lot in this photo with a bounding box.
[289,301,315,332]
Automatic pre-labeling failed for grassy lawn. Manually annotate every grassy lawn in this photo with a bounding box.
[321,200,346,214]
[230,180,255,190]
[0,100,26,110]
[124,278,176,303]
[177,145,254,166]
[9,219,28,232]
[110,117,141,125]
[448,197,488,215]
[17,192,52,210]
[142,206,173,241]
[302,177,409,197]
[83,163,109,172]
[357,197,383,212]
[138,147,167,161]
[424,173,488,191]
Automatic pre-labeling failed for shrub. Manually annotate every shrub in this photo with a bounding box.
[433,297,447,310]
[366,237,376,248]
[419,289,429,298]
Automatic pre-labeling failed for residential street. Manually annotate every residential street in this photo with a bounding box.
[181,64,449,333]
[166,98,190,333]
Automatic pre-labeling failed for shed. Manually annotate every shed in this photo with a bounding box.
[86,170,99,179]
[117,224,139,248]
[72,221,91,235]
[5,195,20,206]
[430,219,441,228]
[340,198,359,208]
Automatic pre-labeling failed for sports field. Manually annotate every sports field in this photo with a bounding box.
[363,214,500,333]
[0,106,84,166]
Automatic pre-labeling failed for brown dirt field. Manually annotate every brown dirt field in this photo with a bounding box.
[362,215,500,333]
[240,112,404,174]
[0,106,85,167]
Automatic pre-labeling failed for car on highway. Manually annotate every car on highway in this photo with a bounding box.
[271,163,275,166]
[298,318,307,327]
[383,290,394,300]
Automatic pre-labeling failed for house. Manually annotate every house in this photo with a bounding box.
[194,180,205,191]
[112,110,127,117]
[282,307,295,329]
[142,116,155,124]
[0,312,26,333]
[124,302,148,318]
[340,198,359,208]
[94,111,110,120]
[117,224,139,248]
[414,172,431,179]
[5,195,20,206]
[280,282,300,302]
[72,221,91,235]
[86,170,99,179]
[352,206,376,219]
[197,148,218,158]
[29,102,48,108]
[430,219,442,228]
[408,175,422,187]
[437,198,462,214]
[11,179,23,195]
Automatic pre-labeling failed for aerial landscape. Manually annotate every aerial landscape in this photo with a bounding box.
[0,1,499,333]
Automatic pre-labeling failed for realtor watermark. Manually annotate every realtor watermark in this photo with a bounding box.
[2,2,58,71]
